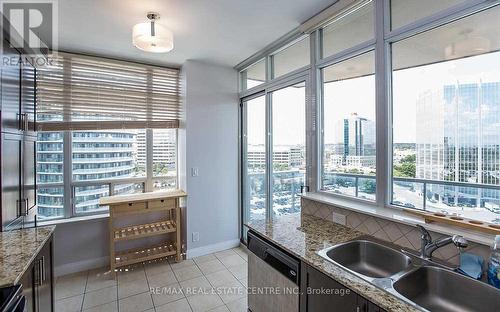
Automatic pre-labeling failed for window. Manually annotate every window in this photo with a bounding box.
[272,37,310,78]
[36,129,178,219]
[37,132,64,219]
[240,59,266,91]
[391,5,500,222]
[390,0,466,30]
[321,0,374,58]
[242,82,307,225]
[239,0,500,231]
[243,95,267,222]
[271,82,306,215]
[35,53,181,220]
[152,129,178,191]
[321,51,376,200]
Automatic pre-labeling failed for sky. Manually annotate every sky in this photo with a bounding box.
[245,50,500,146]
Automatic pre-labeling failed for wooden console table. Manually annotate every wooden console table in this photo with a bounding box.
[99,190,187,275]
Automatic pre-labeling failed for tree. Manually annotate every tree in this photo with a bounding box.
[394,153,416,178]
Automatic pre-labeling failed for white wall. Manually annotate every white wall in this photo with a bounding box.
[53,218,110,276]
[181,60,240,258]
[52,60,239,275]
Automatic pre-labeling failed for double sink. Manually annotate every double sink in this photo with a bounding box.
[318,238,500,312]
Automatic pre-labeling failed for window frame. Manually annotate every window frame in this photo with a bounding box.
[238,0,499,233]
[36,128,179,220]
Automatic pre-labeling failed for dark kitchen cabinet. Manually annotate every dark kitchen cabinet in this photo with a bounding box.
[22,136,37,213]
[1,133,23,230]
[0,34,38,230]
[21,61,37,137]
[19,259,35,312]
[300,263,386,312]
[0,43,22,135]
[19,233,54,312]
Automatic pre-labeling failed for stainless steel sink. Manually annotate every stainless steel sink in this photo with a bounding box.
[393,266,500,312]
[318,239,412,279]
[318,238,500,312]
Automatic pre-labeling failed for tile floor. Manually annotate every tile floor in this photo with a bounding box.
[55,246,248,312]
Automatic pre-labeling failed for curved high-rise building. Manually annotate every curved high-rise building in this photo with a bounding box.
[37,131,138,218]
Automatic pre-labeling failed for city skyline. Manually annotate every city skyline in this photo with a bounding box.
[37,130,177,218]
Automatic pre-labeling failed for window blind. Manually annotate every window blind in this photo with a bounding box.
[36,52,181,131]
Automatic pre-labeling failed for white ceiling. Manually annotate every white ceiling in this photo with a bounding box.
[57,0,336,68]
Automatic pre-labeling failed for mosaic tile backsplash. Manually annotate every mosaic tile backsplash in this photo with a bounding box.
[301,198,490,267]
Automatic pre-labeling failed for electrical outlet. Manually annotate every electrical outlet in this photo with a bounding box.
[332,212,346,225]
[191,167,199,177]
[192,232,200,242]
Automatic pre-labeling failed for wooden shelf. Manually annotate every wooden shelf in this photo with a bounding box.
[113,220,176,242]
[114,242,177,268]
[101,189,186,277]
[404,209,500,235]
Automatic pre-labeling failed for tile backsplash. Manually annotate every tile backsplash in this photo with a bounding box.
[301,198,490,267]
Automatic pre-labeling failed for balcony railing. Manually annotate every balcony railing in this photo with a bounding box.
[322,172,500,216]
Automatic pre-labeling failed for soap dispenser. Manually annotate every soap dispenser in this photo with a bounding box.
[487,235,500,288]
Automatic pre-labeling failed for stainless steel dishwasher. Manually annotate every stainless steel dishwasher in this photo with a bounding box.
[247,230,300,312]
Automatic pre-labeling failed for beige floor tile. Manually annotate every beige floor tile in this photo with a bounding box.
[227,264,247,280]
[147,269,178,288]
[173,265,203,282]
[215,280,245,304]
[205,270,237,287]
[170,259,196,270]
[218,255,245,268]
[186,292,224,312]
[55,272,88,300]
[155,298,193,312]
[193,254,217,265]
[232,248,247,262]
[145,260,172,276]
[179,276,212,297]
[82,286,117,309]
[197,259,225,275]
[117,267,146,284]
[214,250,236,259]
[208,305,229,312]
[82,301,118,312]
[119,291,154,312]
[226,296,247,312]
[151,283,185,307]
[55,294,83,312]
[118,276,149,299]
[86,268,116,292]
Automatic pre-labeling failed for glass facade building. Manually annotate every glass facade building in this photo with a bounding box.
[37,129,178,219]
[415,82,500,218]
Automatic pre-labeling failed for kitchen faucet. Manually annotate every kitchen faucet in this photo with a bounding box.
[416,225,468,260]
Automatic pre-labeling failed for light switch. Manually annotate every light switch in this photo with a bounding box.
[192,232,200,242]
[191,167,199,177]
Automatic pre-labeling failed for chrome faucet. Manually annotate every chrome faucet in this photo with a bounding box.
[416,225,468,259]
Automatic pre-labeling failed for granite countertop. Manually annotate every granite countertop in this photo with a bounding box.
[0,226,55,287]
[247,213,423,312]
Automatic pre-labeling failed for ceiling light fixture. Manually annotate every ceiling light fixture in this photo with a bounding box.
[133,12,173,53]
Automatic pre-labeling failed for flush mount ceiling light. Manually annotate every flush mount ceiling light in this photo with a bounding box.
[133,12,173,53]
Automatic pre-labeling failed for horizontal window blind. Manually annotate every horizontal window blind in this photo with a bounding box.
[36,52,181,131]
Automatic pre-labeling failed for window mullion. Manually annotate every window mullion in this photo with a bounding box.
[146,129,153,192]
[309,30,320,192]
[63,131,73,218]
[265,92,273,221]
[375,0,391,207]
